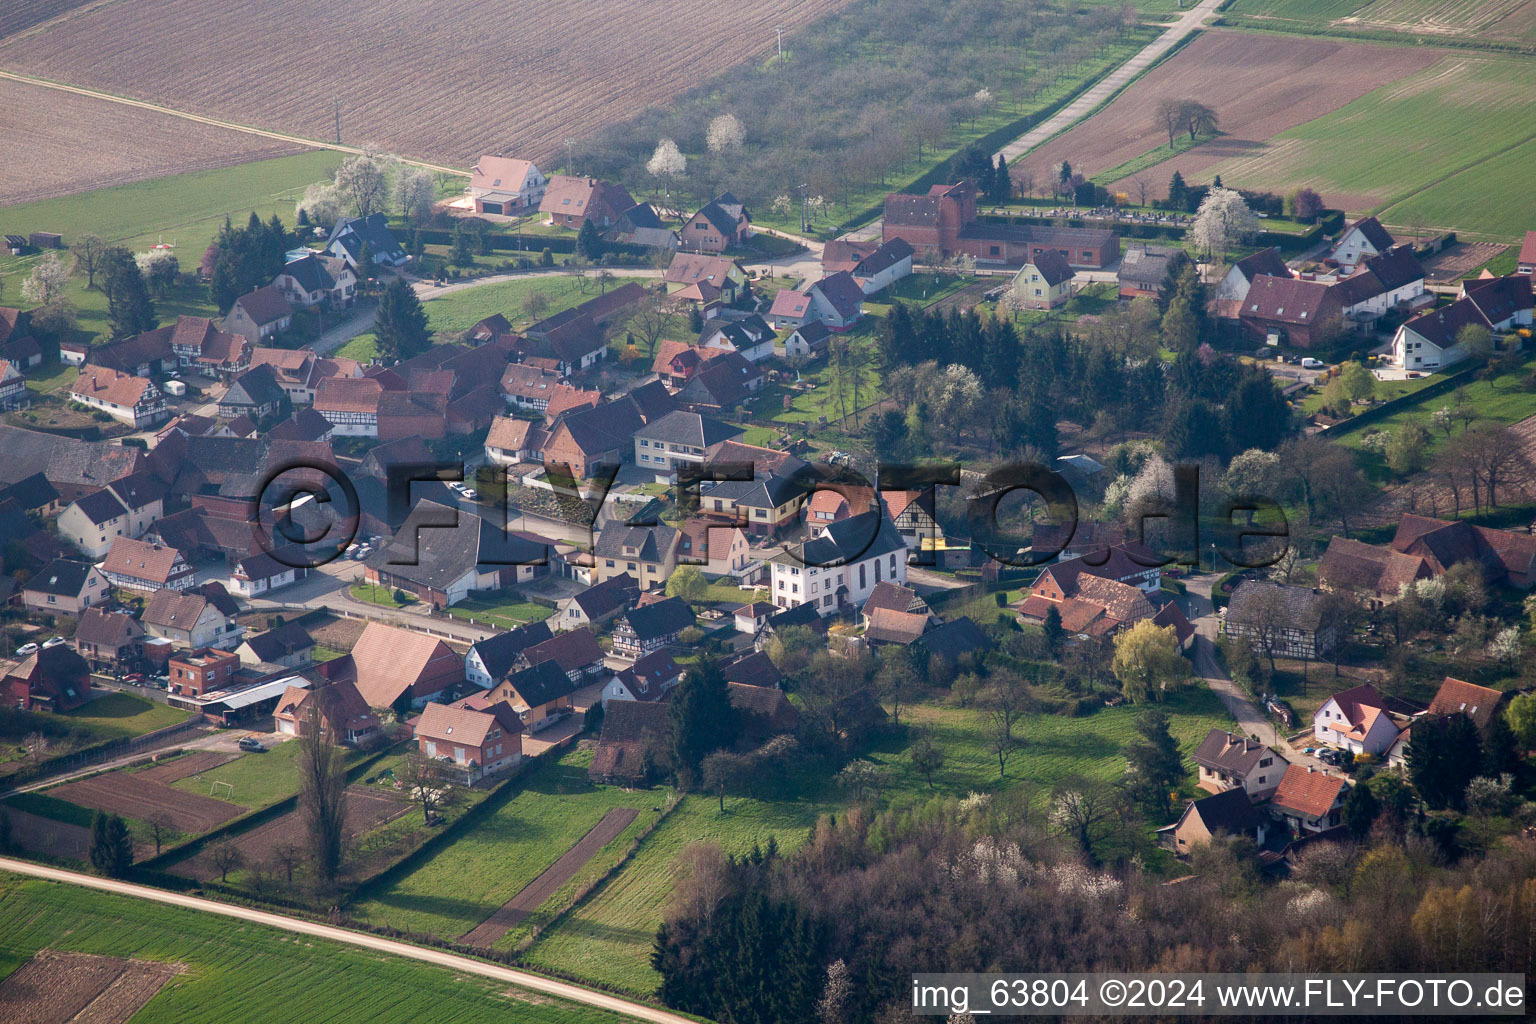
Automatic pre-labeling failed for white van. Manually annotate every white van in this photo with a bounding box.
[1300,358,1325,370]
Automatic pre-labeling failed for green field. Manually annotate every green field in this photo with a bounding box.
[1202,54,1536,238]
[0,151,341,345]
[0,873,633,1024]
[423,276,600,335]
[526,687,1235,995]
[350,748,664,942]
[445,593,556,629]
[55,692,191,742]
[1335,356,1536,456]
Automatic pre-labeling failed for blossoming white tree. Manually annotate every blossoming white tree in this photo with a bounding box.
[646,138,687,195]
[705,113,745,154]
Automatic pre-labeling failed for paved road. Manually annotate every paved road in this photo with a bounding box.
[0,70,466,176]
[309,305,378,356]
[995,0,1226,163]
[0,857,697,1024]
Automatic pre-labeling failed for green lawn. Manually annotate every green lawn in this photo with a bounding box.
[445,593,555,629]
[350,748,665,942]
[54,692,191,743]
[168,739,309,809]
[0,873,634,1024]
[311,644,348,663]
[333,332,378,362]
[350,581,415,607]
[422,276,597,337]
[0,151,341,345]
[1199,53,1536,238]
[22,359,78,394]
[1334,357,1536,456]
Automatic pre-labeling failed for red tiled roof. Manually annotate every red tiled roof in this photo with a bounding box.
[1270,764,1346,819]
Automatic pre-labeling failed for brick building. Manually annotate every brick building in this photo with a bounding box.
[881,179,1119,269]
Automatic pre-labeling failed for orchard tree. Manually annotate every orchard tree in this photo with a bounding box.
[297,182,343,228]
[647,138,687,196]
[393,167,437,225]
[1111,620,1189,703]
[705,113,746,154]
[73,232,108,289]
[21,251,69,307]
[1189,188,1259,260]
[333,154,388,217]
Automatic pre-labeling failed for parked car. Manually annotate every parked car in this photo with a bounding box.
[13,643,38,656]
[238,737,268,753]
[42,636,68,648]
[1300,357,1325,369]
[460,489,479,501]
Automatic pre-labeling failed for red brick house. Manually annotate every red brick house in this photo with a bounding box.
[539,176,635,229]
[274,680,383,747]
[167,647,240,698]
[679,194,750,253]
[1,645,91,711]
[414,700,523,780]
[881,178,1118,268]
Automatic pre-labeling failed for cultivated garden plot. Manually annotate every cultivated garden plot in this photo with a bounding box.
[52,775,245,835]
[0,950,179,1024]
[0,0,852,166]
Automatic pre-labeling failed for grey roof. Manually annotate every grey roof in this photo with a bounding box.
[1117,245,1181,286]
[74,607,144,649]
[504,658,579,708]
[1027,249,1073,287]
[691,201,738,238]
[703,472,806,509]
[266,407,333,442]
[1225,581,1329,632]
[71,487,127,526]
[620,597,695,641]
[1361,245,1425,292]
[594,522,678,564]
[571,573,638,618]
[854,237,913,278]
[0,472,58,511]
[1232,247,1289,283]
[637,409,742,448]
[26,558,96,597]
[329,213,406,261]
[1192,728,1272,776]
[794,510,907,568]
[791,319,832,345]
[1401,297,1491,350]
[1464,274,1534,325]
[811,271,864,319]
[1347,216,1395,252]
[223,364,288,409]
[558,398,645,456]
[108,471,165,512]
[278,253,339,293]
[470,621,555,680]
[241,622,315,663]
[917,616,991,660]
[232,286,293,327]
[366,500,550,591]
[1187,787,1265,837]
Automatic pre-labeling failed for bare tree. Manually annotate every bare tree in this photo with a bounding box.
[1183,101,1218,140]
[701,750,749,812]
[211,841,244,883]
[299,700,348,887]
[522,290,551,322]
[273,843,302,884]
[74,233,108,289]
[146,813,174,856]
[982,668,1032,748]
[402,748,446,823]
[1049,777,1133,865]
[1154,97,1185,149]
[628,303,678,358]
[1015,166,1036,200]
[1130,175,1151,208]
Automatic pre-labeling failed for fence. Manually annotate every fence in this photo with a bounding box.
[0,717,207,794]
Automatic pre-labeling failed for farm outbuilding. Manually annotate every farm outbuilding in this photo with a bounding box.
[4,235,24,255]
[29,232,63,249]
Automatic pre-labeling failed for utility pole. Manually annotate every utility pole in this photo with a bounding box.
[565,137,575,174]
[775,25,784,60]
[334,101,341,144]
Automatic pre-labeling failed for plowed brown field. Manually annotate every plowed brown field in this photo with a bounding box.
[1015,30,1437,203]
[0,76,303,206]
[0,950,178,1024]
[53,775,244,834]
[0,0,852,167]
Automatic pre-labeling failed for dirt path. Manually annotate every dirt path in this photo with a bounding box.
[459,807,639,947]
[0,69,467,176]
[0,856,697,1024]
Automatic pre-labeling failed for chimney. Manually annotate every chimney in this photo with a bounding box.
[1307,765,1314,773]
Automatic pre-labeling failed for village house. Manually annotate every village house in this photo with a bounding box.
[0,307,39,371]
[1312,682,1417,756]
[805,271,865,329]
[1332,246,1428,324]
[83,326,176,378]
[1269,764,1349,835]
[414,699,522,780]
[1238,275,1346,350]
[1391,296,1492,370]
[701,473,808,538]
[327,213,409,270]
[771,510,908,615]
[142,585,245,651]
[227,550,302,598]
[272,252,356,310]
[822,237,915,295]
[588,699,670,785]
[313,375,383,436]
[1013,250,1074,309]
[464,621,553,690]
[1015,571,1154,637]
[1160,788,1269,854]
[1461,273,1534,330]
[68,367,169,428]
[72,608,145,673]
[218,364,289,423]
[782,319,833,360]
[515,626,604,684]
[1519,230,1536,275]
[1426,675,1507,732]
[483,415,547,467]
[592,523,680,587]
[664,253,748,304]
[363,500,550,608]
[679,193,750,253]
[224,285,294,343]
[697,315,776,363]
[0,645,91,711]
[165,316,251,379]
[555,573,639,632]
[634,409,744,481]
[1116,245,1185,301]
[611,596,695,659]
[1317,535,1435,607]
[678,518,752,577]
[486,658,580,731]
[604,649,685,704]
[607,202,679,249]
[881,179,1119,267]
[469,155,547,215]
[0,472,60,518]
[675,352,765,413]
[318,621,464,710]
[1212,247,1290,318]
[235,622,316,670]
[1193,728,1289,798]
[0,359,27,410]
[22,558,108,616]
[274,679,382,747]
[499,362,566,413]
[1325,513,1536,593]
[57,474,165,559]
[1330,216,1395,269]
[250,347,364,405]
[1223,581,1338,660]
[166,646,240,697]
[539,175,634,229]
[99,537,196,592]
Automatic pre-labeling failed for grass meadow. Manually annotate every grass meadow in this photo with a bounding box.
[0,873,634,1024]
[56,692,191,742]
[0,151,340,345]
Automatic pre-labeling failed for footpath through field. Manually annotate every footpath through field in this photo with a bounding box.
[0,857,698,1024]
[995,0,1226,163]
[0,70,466,177]
[460,807,640,947]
